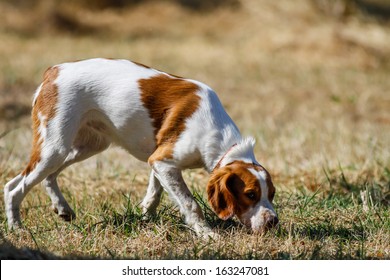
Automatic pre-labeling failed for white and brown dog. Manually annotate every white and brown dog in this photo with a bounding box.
[4,58,278,237]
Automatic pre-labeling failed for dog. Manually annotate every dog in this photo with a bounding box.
[4,58,278,237]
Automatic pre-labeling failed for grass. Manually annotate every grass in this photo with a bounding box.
[1,161,388,259]
[0,0,389,259]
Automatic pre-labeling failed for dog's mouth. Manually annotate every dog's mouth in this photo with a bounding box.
[238,213,279,234]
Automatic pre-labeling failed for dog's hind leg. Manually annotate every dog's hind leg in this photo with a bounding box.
[4,141,71,229]
[42,126,110,221]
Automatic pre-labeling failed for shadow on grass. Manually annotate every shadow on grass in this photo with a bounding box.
[0,238,58,260]
[0,233,91,259]
[293,223,366,241]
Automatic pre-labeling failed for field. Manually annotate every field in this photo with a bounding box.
[0,0,389,259]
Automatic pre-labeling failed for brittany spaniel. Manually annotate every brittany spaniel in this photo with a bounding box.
[4,58,278,237]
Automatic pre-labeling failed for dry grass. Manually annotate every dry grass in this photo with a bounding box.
[0,0,389,259]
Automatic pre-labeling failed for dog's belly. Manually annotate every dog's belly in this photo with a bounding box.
[116,123,157,162]
[81,109,157,162]
[108,102,157,162]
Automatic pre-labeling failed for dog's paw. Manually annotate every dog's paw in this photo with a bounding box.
[195,226,221,241]
[52,206,76,222]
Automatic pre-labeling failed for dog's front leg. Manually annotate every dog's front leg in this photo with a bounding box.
[151,161,216,238]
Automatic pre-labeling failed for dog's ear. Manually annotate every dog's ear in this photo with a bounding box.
[207,168,239,220]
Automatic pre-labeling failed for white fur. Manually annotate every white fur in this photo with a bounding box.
[4,58,275,238]
[218,137,259,169]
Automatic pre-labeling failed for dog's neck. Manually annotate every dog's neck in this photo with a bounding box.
[212,143,237,171]
[206,137,258,173]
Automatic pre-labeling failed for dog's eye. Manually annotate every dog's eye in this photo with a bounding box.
[245,192,256,200]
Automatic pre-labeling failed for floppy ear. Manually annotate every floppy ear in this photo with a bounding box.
[207,169,238,220]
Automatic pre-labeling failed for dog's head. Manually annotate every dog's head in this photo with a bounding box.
[207,161,278,233]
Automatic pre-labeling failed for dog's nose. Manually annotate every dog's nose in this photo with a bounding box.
[264,216,279,230]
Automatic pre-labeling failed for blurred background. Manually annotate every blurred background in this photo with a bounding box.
[0,0,389,185]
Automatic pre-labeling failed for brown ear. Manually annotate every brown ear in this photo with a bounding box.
[207,170,238,220]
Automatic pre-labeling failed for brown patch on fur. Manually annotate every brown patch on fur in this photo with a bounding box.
[207,162,263,220]
[225,160,265,171]
[266,174,275,202]
[34,66,60,126]
[22,66,59,176]
[138,74,200,164]
[225,160,276,202]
